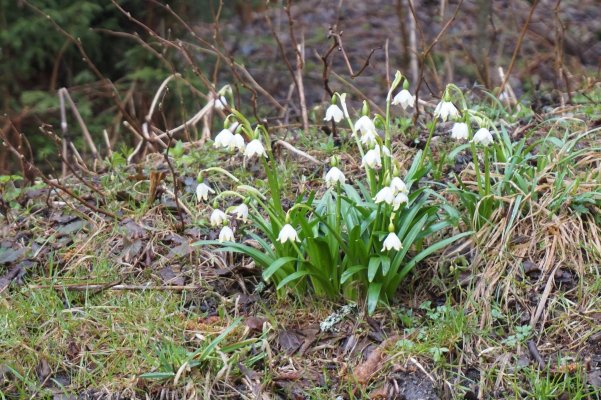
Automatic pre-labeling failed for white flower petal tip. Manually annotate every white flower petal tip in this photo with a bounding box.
[382,232,403,252]
[210,209,228,227]
[324,104,344,123]
[450,123,469,141]
[393,192,409,211]
[325,167,346,187]
[230,203,249,222]
[213,129,234,149]
[374,187,395,205]
[360,130,378,146]
[434,101,459,122]
[277,224,300,244]
[213,96,227,110]
[218,226,235,242]
[354,116,376,135]
[231,134,246,152]
[390,177,408,195]
[196,182,215,201]
[472,128,494,146]
[361,149,382,169]
[244,139,268,159]
[391,90,415,110]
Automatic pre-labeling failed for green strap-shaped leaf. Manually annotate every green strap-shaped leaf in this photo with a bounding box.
[367,282,383,315]
[276,270,312,290]
[262,257,298,281]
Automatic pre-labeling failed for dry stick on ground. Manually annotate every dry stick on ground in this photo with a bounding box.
[28,283,201,292]
[498,0,539,95]
[284,0,309,133]
[274,140,323,165]
[58,88,102,168]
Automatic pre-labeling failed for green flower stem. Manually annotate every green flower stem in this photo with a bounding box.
[419,121,437,170]
[483,147,491,196]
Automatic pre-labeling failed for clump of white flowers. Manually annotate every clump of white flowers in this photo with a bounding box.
[451,122,469,141]
[244,139,268,159]
[196,182,214,202]
[325,167,346,187]
[324,104,344,123]
[277,224,300,244]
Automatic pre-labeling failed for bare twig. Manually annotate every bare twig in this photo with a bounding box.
[499,0,539,94]
[274,140,323,165]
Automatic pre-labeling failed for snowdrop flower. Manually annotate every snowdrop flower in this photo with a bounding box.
[390,177,408,195]
[244,139,268,159]
[361,148,382,169]
[391,89,415,110]
[325,167,346,187]
[354,116,376,135]
[360,130,378,146]
[196,182,214,201]
[230,133,246,152]
[277,224,300,244]
[213,129,234,149]
[214,96,227,110]
[434,101,459,122]
[382,232,402,252]
[230,203,249,222]
[210,209,228,226]
[374,187,395,205]
[218,226,235,242]
[451,122,469,141]
[324,104,344,123]
[393,192,409,211]
[472,128,494,146]
[376,145,391,157]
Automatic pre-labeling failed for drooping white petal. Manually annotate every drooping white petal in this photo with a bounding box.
[324,104,344,123]
[391,89,415,110]
[472,128,494,146]
[450,122,469,140]
[277,224,300,244]
[390,177,408,195]
[392,192,409,211]
[218,226,235,242]
[325,167,346,187]
[196,182,215,201]
[382,232,402,251]
[434,101,459,122]
[230,133,246,152]
[374,187,395,205]
[214,96,227,110]
[361,149,382,169]
[354,116,376,135]
[244,139,268,159]
[210,209,228,226]
[213,129,234,148]
[360,130,378,146]
[230,203,249,222]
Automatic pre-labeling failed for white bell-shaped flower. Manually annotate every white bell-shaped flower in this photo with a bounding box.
[434,101,459,122]
[325,167,346,187]
[382,232,402,251]
[277,224,300,244]
[390,177,408,195]
[354,116,376,135]
[244,139,268,159]
[374,187,395,205]
[361,148,382,169]
[230,203,249,222]
[230,133,246,152]
[196,182,215,202]
[214,96,227,110]
[472,128,494,146]
[360,130,378,146]
[324,104,344,123]
[213,129,234,149]
[210,209,228,226]
[218,226,235,242]
[451,122,469,140]
[392,192,409,211]
[391,89,415,110]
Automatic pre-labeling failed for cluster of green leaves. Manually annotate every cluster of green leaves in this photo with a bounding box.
[198,151,468,314]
